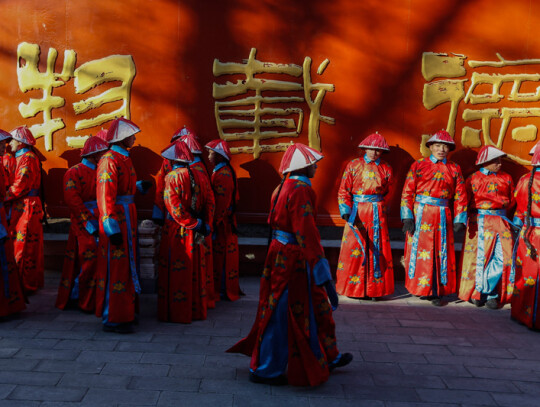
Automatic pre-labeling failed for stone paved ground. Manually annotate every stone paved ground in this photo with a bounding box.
[0,271,539,406]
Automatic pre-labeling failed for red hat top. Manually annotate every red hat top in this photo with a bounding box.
[10,126,36,146]
[529,141,539,156]
[95,129,109,142]
[161,140,194,163]
[279,143,323,174]
[81,136,109,157]
[532,146,540,167]
[0,129,12,142]
[475,145,506,166]
[358,132,390,152]
[205,139,231,161]
[180,133,202,155]
[171,126,196,142]
[426,129,455,151]
[105,118,140,143]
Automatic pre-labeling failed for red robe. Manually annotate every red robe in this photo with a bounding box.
[211,162,239,302]
[152,158,173,222]
[228,176,338,387]
[2,152,16,187]
[95,146,139,324]
[56,159,99,312]
[401,156,467,297]
[336,156,394,298]
[511,169,540,329]
[458,169,514,304]
[0,164,25,317]
[157,163,214,323]
[5,147,44,293]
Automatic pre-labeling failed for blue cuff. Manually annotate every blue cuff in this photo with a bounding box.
[313,258,332,286]
[190,219,202,231]
[136,180,147,195]
[103,217,121,237]
[400,206,414,220]
[152,205,165,220]
[85,220,98,235]
[338,203,351,218]
[513,216,524,228]
[0,224,7,240]
[454,212,467,225]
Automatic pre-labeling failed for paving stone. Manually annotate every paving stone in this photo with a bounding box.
[342,384,420,402]
[169,365,237,380]
[308,399,384,407]
[387,343,452,355]
[34,360,104,374]
[0,358,39,371]
[416,388,497,405]
[92,331,154,342]
[400,363,472,377]
[490,393,540,407]
[448,345,515,358]
[371,373,446,389]
[37,330,96,340]
[204,354,252,369]
[182,326,241,337]
[58,373,131,389]
[399,319,455,329]
[54,339,118,351]
[82,388,159,405]
[0,329,39,338]
[508,347,540,360]
[158,391,233,406]
[14,348,80,361]
[17,321,76,331]
[234,394,311,407]
[201,378,271,396]
[385,403,460,407]
[0,384,15,399]
[0,338,59,349]
[101,362,170,377]
[353,333,414,344]
[7,385,86,402]
[0,371,62,386]
[0,348,18,358]
[442,376,520,393]
[76,350,142,363]
[0,401,40,406]
[512,380,540,394]
[486,357,540,371]
[466,366,540,382]
[340,340,389,353]
[361,351,427,364]
[117,341,177,353]
[354,361,403,376]
[152,333,210,345]
[424,353,494,367]
[140,352,205,366]
[375,326,434,336]
[410,335,472,346]
[129,376,200,392]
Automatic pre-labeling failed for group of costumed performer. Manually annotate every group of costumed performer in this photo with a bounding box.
[228,143,352,387]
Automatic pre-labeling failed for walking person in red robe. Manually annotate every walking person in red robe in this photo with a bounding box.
[401,130,467,306]
[157,140,214,323]
[228,143,351,386]
[95,118,150,333]
[458,146,515,309]
[5,126,44,294]
[336,132,394,300]
[56,136,109,312]
[510,145,540,329]
[0,129,25,317]
[205,139,240,302]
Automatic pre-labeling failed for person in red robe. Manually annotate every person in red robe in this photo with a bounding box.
[228,143,352,386]
[336,132,394,300]
[401,130,467,306]
[458,146,515,309]
[95,118,150,333]
[0,129,25,317]
[157,140,214,323]
[5,126,44,294]
[510,145,540,329]
[56,136,109,312]
[205,139,240,302]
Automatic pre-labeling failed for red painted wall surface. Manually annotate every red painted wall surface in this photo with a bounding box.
[0,0,539,226]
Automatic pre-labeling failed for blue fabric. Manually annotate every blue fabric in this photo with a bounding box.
[272,229,297,245]
[400,205,414,220]
[364,154,380,165]
[111,144,129,157]
[152,205,164,220]
[454,211,467,225]
[116,195,140,295]
[289,175,311,186]
[85,220,99,236]
[513,216,524,228]
[172,162,188,170]
[213,162,227,173]
[313,258,332,286]
[70,274,80,300]
[0,224,7,241]
[429,155,447,164]
[339,203,351,218]
[15,147,30,158]
[477,234,504,295]
[136,180,147,194]
[27,189,39,197]
[103,217,121,236]
[479,167,495,176]
[254,288,289,378]
[81,158,96,170]
[84,200,97,211]
[102,241,117,327]
[415,195,449,207]
[192,156,201,164]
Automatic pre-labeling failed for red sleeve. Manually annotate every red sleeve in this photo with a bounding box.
[97,153,119,226]
[164,170,199,229]
[453,164,468,223]
[64,167,97,235]
[212,168,234,226]
[400,161,418,220]
[5,154,36,202]
[337,161,354,217]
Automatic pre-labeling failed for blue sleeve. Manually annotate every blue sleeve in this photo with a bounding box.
[152,205,165,220]
[85,220,99,235]
[313,258,332,286]
[454,211,467,225]
[103,217,121,237]
[400,206,414,220]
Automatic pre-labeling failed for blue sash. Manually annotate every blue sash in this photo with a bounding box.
[408,195,449,284]
[116,194,140,294]
[27,188,39,197]
[272,230,297,245]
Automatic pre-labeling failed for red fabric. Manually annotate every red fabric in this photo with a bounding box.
[95,149,139,323]
[401,158,467,296]
[157,165,214,323]
[228,177,336,387]
[358,133,389,151]
[154,159,173,218]
[211,164,239,302]
[511,170,540,328]
[336,157,394,298]
[0,164,25,316]
[5,148,44,293]
[458,170,514,304]
[2,153,16,186]
[56,162,99,311]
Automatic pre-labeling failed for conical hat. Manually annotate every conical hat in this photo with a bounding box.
[0,129,11,142]
[95,129,109,142]
[171,126,196,142]
[529,141,539,156]
[105,118,140,143]
[358,132,389,152]
[426,129,455,151]
[475,145,506,165]
[180,133,202,155]
[161,140,193,163]
[10,126,36,146]
[532,146,540,167]
[279,143,323,174]
[81,136,109,157]
[205,139,231,161]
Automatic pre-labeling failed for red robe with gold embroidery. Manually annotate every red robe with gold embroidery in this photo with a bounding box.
[511,169,540,328]
[401,157,467,297]
[211,163,239,302]
[0,164,25,316]
[95,147,139,324]
[157,164,214,323]
[458,169,514,304]
[56,160,99,311]
[336,156,394,298]
[5,147,44,293]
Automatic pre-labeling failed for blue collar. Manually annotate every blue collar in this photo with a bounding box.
[213,162,227,173]
[15,147,31,158]
[173,162,188,170]
[111,144,130,157]
[364,154,380,165]
[430,155,447,164]
[192,156,201,164]
[480,167,496,175]
[289,175,311,186]
[81,158,96,170]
